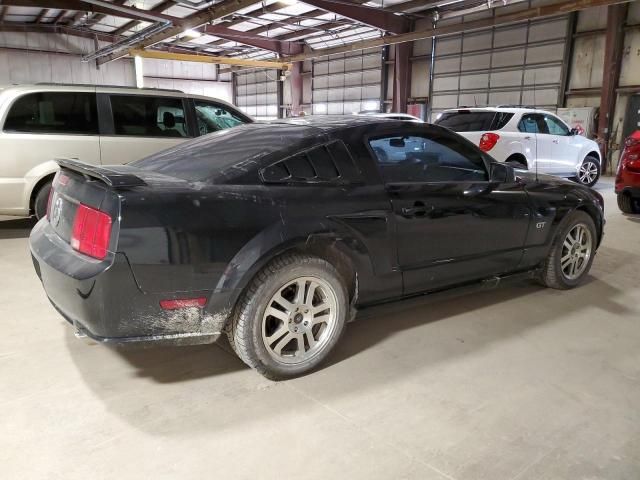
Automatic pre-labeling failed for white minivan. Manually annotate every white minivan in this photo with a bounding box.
[0,84,251,218]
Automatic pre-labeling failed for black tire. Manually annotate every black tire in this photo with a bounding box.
[539,211,597,290]
[33,181,52,220]
[617,192,640,214]
[575,156,601,187]
[227,253,348,380]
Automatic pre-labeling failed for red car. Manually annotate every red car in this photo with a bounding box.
[616,130,640,213]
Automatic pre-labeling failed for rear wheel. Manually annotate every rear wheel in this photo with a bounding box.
[33,181,52,220]
[539,211,597,289]
[617,192,640,214]
[506,155,528,170]
[228,253,348,380]
[576,156,600,187]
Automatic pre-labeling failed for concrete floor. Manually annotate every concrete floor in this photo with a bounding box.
[1,177,639,480]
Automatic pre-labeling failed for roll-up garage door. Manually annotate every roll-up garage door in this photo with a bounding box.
[312,50,382,115]
[430,15,569,120]
[235,69,279,120]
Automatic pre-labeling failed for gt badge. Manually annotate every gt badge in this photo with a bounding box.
[536,221,546,229]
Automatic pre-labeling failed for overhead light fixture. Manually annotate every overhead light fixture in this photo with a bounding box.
[181,29,202,39]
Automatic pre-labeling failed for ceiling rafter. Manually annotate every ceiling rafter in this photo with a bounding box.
[96,0,263,65]
[112,0,176,36]
[34,8,49,23]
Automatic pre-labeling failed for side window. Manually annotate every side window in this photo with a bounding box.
[194,101,246,135]
[261,141,358,184]
[491,112,514,130]
[518,114,540,134]
[4,92,98,134]
[369,133,487,183]
[543,115,570,136]
[109,95,188,137]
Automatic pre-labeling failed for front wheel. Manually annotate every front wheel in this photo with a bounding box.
[228,254,348,380]
[539,211,597,289]
[576,156,601,187]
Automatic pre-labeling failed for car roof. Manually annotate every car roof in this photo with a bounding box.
[357,112,422,120]
[440,106,557,115]
[0,83,245,116]
[269,114,404,131]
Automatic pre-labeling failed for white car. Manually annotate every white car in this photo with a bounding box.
[0,84,251,218]
[357,112,423,122]
[434,107,602,186]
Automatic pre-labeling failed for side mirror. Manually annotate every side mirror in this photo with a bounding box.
[490,162,516,183]
[570,127,579,136]
[389,137,406,148]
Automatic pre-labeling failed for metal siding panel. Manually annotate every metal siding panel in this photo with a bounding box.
[463,32,493,52]
[493,26,527,48]
[460,73,489,90]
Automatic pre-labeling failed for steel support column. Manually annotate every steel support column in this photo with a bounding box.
[393,41,411,113]
[289,61,304,116]
[597,3,628,171]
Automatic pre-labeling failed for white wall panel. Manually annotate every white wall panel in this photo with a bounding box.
[430,13,569,120]
[312,50,382,115]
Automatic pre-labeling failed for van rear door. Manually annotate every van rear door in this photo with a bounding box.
[97,92,192,165]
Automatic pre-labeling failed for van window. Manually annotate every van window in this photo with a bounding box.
[194,101,246,135]
[110,95,189,137]
[4,92,98,134]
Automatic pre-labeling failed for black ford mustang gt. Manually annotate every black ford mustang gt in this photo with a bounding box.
[30,116,604,379]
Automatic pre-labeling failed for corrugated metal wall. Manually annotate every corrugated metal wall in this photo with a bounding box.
[429,15,569,120]
[235,69,279,120]
[0,32,135,86]
[141,58,232,102]
[311,50,382,115]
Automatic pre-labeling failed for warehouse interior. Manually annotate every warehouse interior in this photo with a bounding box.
[0,0,639,478]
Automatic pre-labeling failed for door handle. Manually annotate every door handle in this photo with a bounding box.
[401,201,428,217]
[523,136,532,140]
[552,139,559,144]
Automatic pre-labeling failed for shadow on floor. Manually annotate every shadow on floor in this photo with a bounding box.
[63,241,631,434]
[0,217,36,239]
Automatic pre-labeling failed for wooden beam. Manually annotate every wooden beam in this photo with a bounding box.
[129,48,291,69]
[97,0,262,65]
[286,0,633,62]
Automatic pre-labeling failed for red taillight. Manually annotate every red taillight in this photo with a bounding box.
[45,188,54,220]
[479,132,500,152]
[623,131,640,172]
[159,298,207,310]
[71,203,112,260]
[626,159,640,173]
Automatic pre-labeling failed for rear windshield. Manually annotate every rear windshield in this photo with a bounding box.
[436,111,513,132]
[130,123,318,183]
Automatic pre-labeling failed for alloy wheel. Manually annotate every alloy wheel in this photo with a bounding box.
[261,276,339,364]
[561,223,593,280]
[578,161,598,185]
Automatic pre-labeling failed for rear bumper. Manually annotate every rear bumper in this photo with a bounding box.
[30,219,229,346]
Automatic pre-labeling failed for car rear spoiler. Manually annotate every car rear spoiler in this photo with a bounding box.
[56,158,147,188]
